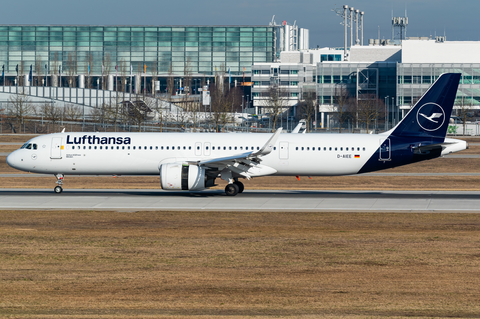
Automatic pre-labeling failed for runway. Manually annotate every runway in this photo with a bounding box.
[0,188,479,212]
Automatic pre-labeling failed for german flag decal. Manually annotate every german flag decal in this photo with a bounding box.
[354,154,360,158]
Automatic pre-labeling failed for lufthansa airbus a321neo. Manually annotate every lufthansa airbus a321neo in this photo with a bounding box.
[7,73,468,196]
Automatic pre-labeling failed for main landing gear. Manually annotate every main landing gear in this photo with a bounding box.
[54,174,64,193]
[224,180,244,196]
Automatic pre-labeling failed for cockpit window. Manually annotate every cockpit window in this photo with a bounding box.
[20,143,38,150]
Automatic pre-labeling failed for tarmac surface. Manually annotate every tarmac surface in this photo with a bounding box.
[0,188,479,212]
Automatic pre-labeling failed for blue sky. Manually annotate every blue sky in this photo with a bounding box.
[4,0,478,48]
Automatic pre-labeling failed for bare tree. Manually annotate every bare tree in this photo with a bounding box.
[455,96,473,136]
[105,94,125,132]
[84,53,94,89]
[150,57,158,95]
[209,82,241,132]
[166,63,175,102]
[331,85,355,133]
[90,103,108,127]
[66,52,77,88]
[51,52,60,87]
[7,89,32,132]
[102,53,112,90]
[18,62,25,86]
[118,58,128,93]
[35,55,43,86]
[8,89,32,122]
[63,104,83,122]
[357,95,384,133]
[261,84,290,132]
[40,102,62,132]
[298,90,317,133]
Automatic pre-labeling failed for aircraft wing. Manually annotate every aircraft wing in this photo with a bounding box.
[190,128,283,181]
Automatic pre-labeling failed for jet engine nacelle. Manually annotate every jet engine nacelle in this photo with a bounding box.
[160,163,212,191]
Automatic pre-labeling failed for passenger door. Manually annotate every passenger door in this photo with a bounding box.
[379,138,391,161]
[50,137,62,159]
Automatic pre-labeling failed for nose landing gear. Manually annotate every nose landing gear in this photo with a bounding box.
[54,174,64,193]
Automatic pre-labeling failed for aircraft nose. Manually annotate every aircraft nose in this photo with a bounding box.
[6,151,20,169]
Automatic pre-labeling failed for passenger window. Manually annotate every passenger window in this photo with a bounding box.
[155,146,158,150]
[329,147,332,151]
[223,147,226,150]
[274,147,276,150]
[229,146,232,150]
[335,147,337,151]
[116,146,119,150]
[183,146,185,150]
[363,147,366,151]
[95,146,97,150]
[213,146,215,150]
[246,147,248,150]
[357,147,360,151]
[122,146,125,150]
[307,147,309,151]
[240,146,243,150]
[234,146,237,150]
[111,146,114,150]
[161,146,164,150]
[296,147,298,150]
[346,147,349,151]
[72,146,75,150]
[150,146,152,150]
[189,146,191,150]
[301,147,304,151]
[100,146,102,150]
[197,146,200,150]
[167,146,169,150]
[84,146,86,150]
[340,147,343,151]
[206,146,209,150]
[324,147,327,151]
[257,147,260,150]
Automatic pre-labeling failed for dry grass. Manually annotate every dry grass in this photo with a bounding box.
[1,210,480,318]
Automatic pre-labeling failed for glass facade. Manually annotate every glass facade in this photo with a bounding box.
[316,62,397,105]
[397,63,480,107]
[0,25,276,76]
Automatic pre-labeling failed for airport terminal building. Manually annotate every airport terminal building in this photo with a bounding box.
[0,24,282,93]
[252,38,480,129]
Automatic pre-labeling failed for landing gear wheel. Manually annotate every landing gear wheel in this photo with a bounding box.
[234,181,244,193]
[54,173,64,194]
[225,183,239,196]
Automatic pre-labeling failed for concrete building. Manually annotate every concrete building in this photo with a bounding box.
[252,38,480,130]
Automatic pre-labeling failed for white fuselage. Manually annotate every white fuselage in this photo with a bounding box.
[7,132,390,177]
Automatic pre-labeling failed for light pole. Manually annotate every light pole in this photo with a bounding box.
[391,96,395,126]
[384,96,389,131]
